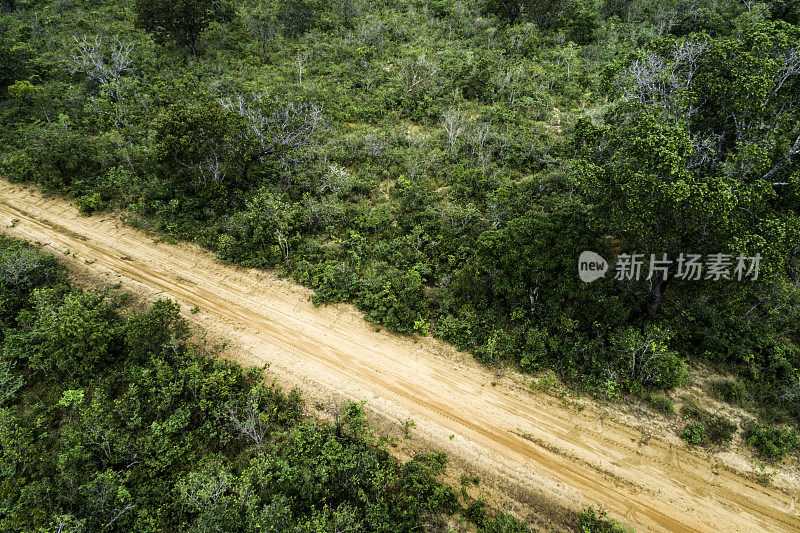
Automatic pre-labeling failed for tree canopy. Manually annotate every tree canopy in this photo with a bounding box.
[1,0,799,489]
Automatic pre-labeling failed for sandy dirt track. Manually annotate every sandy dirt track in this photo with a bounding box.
[1,180,798,532]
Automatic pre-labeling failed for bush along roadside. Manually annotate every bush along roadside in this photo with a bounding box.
[1,0,800,433]
[0,237,547,531]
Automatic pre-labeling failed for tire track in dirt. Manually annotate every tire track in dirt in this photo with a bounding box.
[1,180,797,532]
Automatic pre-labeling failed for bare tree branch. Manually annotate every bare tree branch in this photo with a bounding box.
[760,133,800,182]
[70,35,135,126]
[441,107,466,154]
[225,391,271,457]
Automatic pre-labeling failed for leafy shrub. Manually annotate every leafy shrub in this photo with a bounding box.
[0,357,23,404]
[682,422,706,445]
[124,299,189,363]
[746,424,800,461]
[578,507,627,532]
[75,192,105,215]
[680,402,705,421]
[713,379,748,406]
[609,326,688,391]
[532,369,560,393]
[520,327,556,372]
[0,238,65,326]
[463,499,487,526]
[647,394,674,414]
[680,403,736,446]
[4,290,123,382]
[16,118,116,193]
[359,267,427,334]
[310,259,362,304]
[706,415,737,445]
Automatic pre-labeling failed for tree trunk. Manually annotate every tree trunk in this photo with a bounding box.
[643,273,670,315]
[240,152,262,187]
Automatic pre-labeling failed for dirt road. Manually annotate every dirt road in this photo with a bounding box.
[1,180,797,532]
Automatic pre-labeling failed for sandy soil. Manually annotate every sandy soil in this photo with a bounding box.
[1,179,798,532]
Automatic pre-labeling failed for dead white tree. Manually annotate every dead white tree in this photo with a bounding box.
[761,134,800,182]
[0,247,43,293]
[400,53,438,94]
[750,47,800,182]
[467,122,490,173]
[225,391,271,458]
[276,229,290,267]
[616,40,800,185]
[557,41,579,81]
[781,376,800,403]
[318,164,356,197]
[295,52,309,87]
[439,200,480,229]
[50,514,86,533]
[726,46,800,183]
[71,36,134,90]
[363,133,387,159]
[219,92,327,182]
[194,142,226,183]
[70,35,135,126]
[179,466,232,513]
[615,39,706,124]
[686,132,724,171]
[765,47,800,108]
[403,138,436,181]
[441,107,466,154]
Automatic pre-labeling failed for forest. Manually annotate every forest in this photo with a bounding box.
[1,0,800,522]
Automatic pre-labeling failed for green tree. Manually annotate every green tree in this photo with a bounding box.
[577,17,800,315]
[148,100,239,205]
[275,0,327,36]
[5,290,121,381]
[0,38,30,94]
[768,0,800,24]
[484,0,575,26]
[6,80,39,112]
[133,0,233,55]
[124,299,189,363]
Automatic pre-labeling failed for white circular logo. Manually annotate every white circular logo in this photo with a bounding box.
[578,251,608,282]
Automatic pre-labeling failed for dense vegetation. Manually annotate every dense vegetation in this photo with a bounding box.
[0,237,548,531]
[1,0,799,447]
